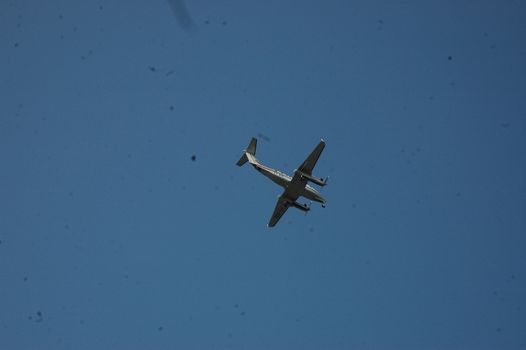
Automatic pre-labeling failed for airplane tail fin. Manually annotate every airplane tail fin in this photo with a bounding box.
[236,137,257,166]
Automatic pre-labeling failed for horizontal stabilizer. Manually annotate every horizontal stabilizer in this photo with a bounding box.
[236,137,258,166]
[246,137,257,155]
[236,152,248,166]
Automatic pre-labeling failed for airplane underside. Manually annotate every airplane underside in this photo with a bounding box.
[254,165,325,204]
[238,137,327,227]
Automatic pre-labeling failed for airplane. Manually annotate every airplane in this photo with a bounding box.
[236,137,328,227]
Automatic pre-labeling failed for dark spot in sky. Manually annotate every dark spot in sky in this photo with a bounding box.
[81,50,93,61]
[35,311,43,322]
[166,70,174,76]
[204,19,210,25]
[148,66,157,72]
[234,304,239,308]
[428,96,434,100]
[455,192,461,197]
[127,153,132,159]
[191,155,196,162]
[158,326,164,331]
[497,327,502,333]
[222,20,228,26]
[14,42,19,48]
[99,5,103,10]
[500,122,510,128]
[23,276,28,281]
[448,55,452,60]
[0,239,2,245]
[58,14,63,20]
[64,224,70,230]
[169,105,174,111]
[511,274,516,280]
[257,133,271,142]
[166,0,196,30]
[240,311,246,316]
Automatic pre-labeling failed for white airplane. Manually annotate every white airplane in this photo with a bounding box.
[236,137,327,227]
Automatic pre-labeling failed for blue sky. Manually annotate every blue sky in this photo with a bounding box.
[1,0,525,349]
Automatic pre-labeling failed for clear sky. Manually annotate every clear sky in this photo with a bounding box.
[1,0,526,349]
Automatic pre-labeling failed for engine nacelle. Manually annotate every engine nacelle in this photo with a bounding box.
[298,171,327,186]
[291,201,310,212]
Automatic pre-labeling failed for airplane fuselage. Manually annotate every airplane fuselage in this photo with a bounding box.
[251,162,326,204]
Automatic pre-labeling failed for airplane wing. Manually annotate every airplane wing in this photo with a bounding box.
[297,139,325,175]
[268,195,290,227]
